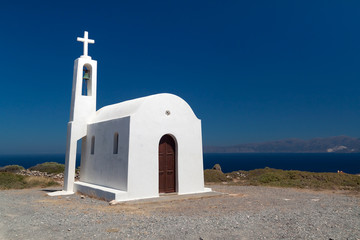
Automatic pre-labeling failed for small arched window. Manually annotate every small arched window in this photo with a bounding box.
[113,132,119,154]
[82,64,92,96]
[91,136,95,155]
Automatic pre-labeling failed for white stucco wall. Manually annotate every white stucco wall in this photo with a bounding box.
[80,117,130,191]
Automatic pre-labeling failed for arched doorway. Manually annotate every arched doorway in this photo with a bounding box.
[159,135,176,193]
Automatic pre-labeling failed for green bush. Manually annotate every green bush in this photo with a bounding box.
[0,172,59,189]
[0,172,26,189]
[258,172,281,183]
[29,162,65,174]
[0,165,25,173]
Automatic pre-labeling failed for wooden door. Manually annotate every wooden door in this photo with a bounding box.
[159,135,176,193]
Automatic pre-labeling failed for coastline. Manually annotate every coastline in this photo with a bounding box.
[1,153,359,174]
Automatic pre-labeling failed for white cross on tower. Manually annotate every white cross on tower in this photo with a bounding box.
[77,31,95,57]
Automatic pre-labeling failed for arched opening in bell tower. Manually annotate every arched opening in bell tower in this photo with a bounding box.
[82,64,92,96]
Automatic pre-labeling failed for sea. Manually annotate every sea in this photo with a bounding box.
[0,153,359,174]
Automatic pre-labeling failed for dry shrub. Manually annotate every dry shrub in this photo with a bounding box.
[204,169,228,182]
[226,168,360,191]
[24,176,59,188]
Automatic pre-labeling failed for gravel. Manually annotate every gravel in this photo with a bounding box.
[0,185,359,239]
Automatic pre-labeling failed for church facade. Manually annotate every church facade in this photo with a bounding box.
[50,31,210,202]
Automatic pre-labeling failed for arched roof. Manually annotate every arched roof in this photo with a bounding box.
[90,93,198,123]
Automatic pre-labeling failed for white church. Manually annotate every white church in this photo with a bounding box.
[50,31,211,202]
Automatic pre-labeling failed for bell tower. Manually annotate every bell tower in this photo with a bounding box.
[70,31,97,122]
[63,31,97,193]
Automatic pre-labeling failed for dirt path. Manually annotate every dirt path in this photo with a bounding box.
[0,185,359,239]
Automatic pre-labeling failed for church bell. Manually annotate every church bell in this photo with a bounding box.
[83,70,91,80]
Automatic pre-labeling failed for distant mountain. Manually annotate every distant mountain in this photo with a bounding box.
[204,136,360,153]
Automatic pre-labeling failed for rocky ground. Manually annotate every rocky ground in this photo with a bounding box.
[0,185,359,240]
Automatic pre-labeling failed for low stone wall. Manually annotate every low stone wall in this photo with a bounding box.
[16,170,79,184]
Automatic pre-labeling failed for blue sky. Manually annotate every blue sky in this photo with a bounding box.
[1,1,360,154]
